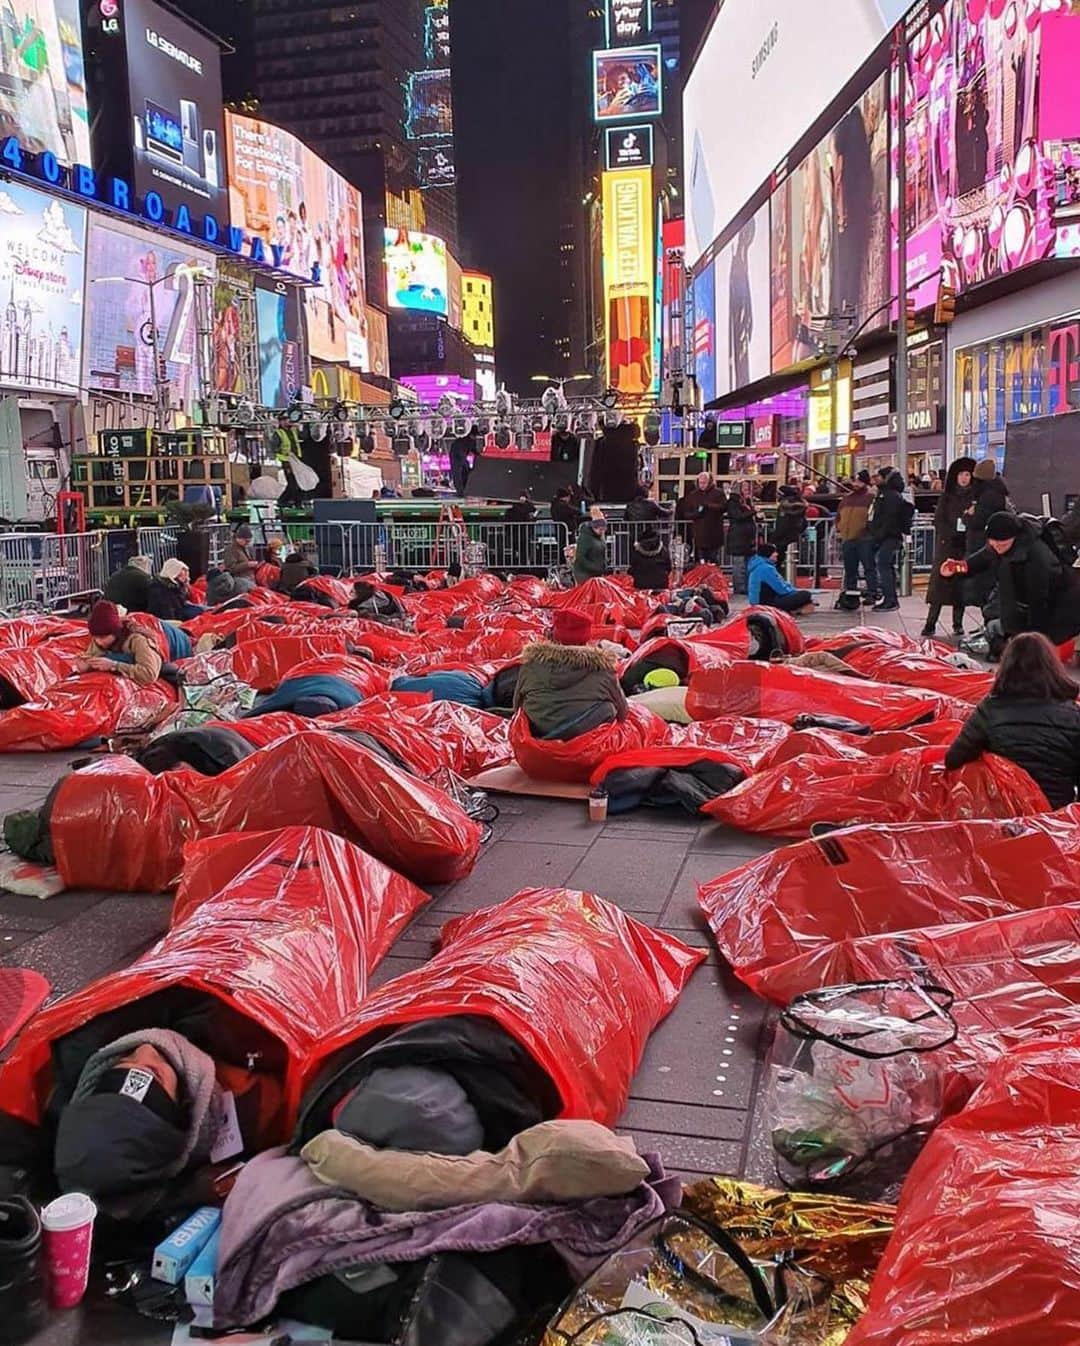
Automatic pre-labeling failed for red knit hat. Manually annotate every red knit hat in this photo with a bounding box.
[551,608,592,646]
[88,600,125,642]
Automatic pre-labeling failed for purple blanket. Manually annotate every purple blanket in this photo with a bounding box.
[214,1146,679,1328]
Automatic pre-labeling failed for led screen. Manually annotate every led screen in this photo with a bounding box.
[255,281,303,409]
[405,69,453,138]
[593,45,662,122]
[211,262,252,397]
[384,229,449,316]
[690,260,716,405]
[714,202,772,396]
[0,0,90,166]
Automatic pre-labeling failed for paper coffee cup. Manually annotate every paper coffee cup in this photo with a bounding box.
[41,1193,96,1309]
[588,789,609,823]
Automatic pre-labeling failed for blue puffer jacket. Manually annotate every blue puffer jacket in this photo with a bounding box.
[747,555,797,606]
[246,675,364,717]
[391,672,494,709]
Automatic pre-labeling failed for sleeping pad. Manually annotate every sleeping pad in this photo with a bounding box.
[701,746,1049,837]
[0,673,176,752]
[510,702,668,784]
[50,730,483,890]
[0,826,430,1136]
[846,1037,1080,1346]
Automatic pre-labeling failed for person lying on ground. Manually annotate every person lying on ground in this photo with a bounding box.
[747,544,816,614]
[77,601,163,687]
[278,551,317,595]
[945,630,1080,809]
[349,580,406,623]
[513,608,629,740]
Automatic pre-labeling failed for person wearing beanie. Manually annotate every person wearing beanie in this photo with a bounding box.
[922,457,975,638]
[747,543,815,614]
[943,512,1080,647]
[147,558,204,622]
[513,610,628,740]
[223,525,259,593]
[629,526,672,591]
[103,554,153,613]
[571,510,609,585]
[77,601,163,686]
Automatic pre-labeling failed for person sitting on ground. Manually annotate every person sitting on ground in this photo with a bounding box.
[572,509,609,584]
[944,631,1080,809]
[278,551,318,595]
[223,525,260,593]
[77,601,163,687]
[349,580,406,623]
[747,544,816,614]
[629,526,672,591]
[103,555,153,613]
[147,558,204,622]
[205,569,239,607]
[513,608,628,741]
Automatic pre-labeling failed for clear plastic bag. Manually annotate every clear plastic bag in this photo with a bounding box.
[767,982,956,1201]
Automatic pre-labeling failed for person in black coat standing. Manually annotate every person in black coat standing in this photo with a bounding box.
[629,527,672,591]
[923,457,975,637]
[679,473,728,564]
[871,471,914,611]
[945,631,1080,808]
[772,485,809,576]
[726,482,759,594]
[965,458,1011,610]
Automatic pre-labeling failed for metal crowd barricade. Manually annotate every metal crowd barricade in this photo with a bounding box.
[458,521,571,575]
[605,518,679,573]
[0,532,109,608]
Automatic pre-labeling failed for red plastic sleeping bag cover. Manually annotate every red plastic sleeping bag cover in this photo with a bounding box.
[405,700,513,776]
[0,827,429,1134]
[295,575,353,607]
[846,1037,1080,1346]
[806,626,947,656]
[312,887,705,1125]
[230,635,351,690]
[686,661,969,728]
[324,700,447,778]
[51,731,483,891]
[696,607,806,658]
[0,637,88,700]
[0,675,175,752]
[702,746,1049,837]
[762,720,966,768]
[510,702,668,783]
[626,636,734,685]
[698,810,1080,1007]
[0,617,85,649]
[836,644,994,703]
[671,718,794,771]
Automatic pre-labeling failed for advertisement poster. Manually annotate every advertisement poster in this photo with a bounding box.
[447,252,463,331]
[603,168,654,394]
[405,69,453,138]
[211,261,254,397]
[690,260,716,405]
[384,228,449,316]
[593,45,662,121]
[255,281,303,409]
[895,0,1080,302]
[226,114,367,364]
[124,0,228,220]
[365,305,389,378]
[772,76,889,372]
[714,203,771,397]
[83,218,211,409]
[417,144,456,188]
[0,0,90,166]
[0,180,85,395]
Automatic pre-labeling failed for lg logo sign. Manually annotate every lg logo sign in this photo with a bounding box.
[101,0,121,36]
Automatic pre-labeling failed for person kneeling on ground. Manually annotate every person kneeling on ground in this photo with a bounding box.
[629,526,672,591]
[945,631,1080,809]
[513,608,628,741]
[747,544,816,614]
[77,601,163,687]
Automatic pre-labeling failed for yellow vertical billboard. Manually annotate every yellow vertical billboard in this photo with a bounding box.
[602,168,653,394]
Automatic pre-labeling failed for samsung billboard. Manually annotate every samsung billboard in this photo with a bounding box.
[683,0,910,269]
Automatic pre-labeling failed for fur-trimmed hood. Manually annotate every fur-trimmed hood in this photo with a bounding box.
[522,640,619,672]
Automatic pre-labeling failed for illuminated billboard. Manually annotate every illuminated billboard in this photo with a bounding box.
[125,0,228,221]
[683,0,910,268]
[225,113,367,365]
[895,1,1080,305]
[405,69,453,139]
[605,124,654,171]
[463,271,494,350]
[593,45,662,122]
[417,144,456,189]
[606,0,653,45]
[602,168,654,394]
[690,260,716,405]
[714,202,771,397]
[425,3,450,62]
[0,180,86,396]
[83,216,212,411]
[0,0,90,167]
[384,228,449,316]
[211,262,254,397]
[254,279,303,409]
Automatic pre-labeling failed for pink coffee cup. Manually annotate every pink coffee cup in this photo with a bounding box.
[40,1193,96,1309]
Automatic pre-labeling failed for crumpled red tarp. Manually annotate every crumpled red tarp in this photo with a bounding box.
[311,887,705,1124]
[806,626,946,657]
[698,810,1080,1007]
[701,747,1049,837]
[680,564,731,598]
[762,720,966,767]
[0,827,430,1136]
[0,617,85,649]
[846,1038,1080,1346]
[510,702,667,783]
[687,661,969,728]
[0,674,176,752]
[0,636,89,701]
[834,645,994,704]
[51,731,482,891]
[230,635,352,690]
[669,717,794,771]
[623,635,734,686]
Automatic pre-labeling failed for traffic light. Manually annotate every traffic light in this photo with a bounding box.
[935,282,958,326]
[905,295,918,335]
[848,432,866,455]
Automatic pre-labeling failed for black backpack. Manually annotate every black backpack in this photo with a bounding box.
[1019,515,1079,570]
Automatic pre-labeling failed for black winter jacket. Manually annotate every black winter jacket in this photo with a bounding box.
[966,476,1011,555]
[870,472,914,543]
[629,537,672,590]
[146,577,189,622]
[773,499,809,550]
[725,496,758,556]
[945,694,1080,809]
[965,528,1080,643]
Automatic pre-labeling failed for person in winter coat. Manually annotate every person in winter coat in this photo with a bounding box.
[77,601,163,687]
[278,552,318,595]
[103,555,153,613]
[870,470,914,612]
[726,483,759,594]
[679,473,727,564]
[923,457,975,637]
[629,527,672,591]
[945,631,1080,808]
[836,471,876,599]
[513,608,629,740]
[571,511,608,584]
[147,558,203,622]
[772,485,809,574]
[349,581,406,624]
[964,459,1012,609]
[625,487,674,524]
[945,513,1080,647]
[551,488,580,537]
[223,525,259,594]
[747,544,815,614]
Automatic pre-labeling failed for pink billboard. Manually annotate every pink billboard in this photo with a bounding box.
[893,0,1080,307]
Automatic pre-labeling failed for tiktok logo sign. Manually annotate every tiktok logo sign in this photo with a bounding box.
[1047,322,1080,414]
